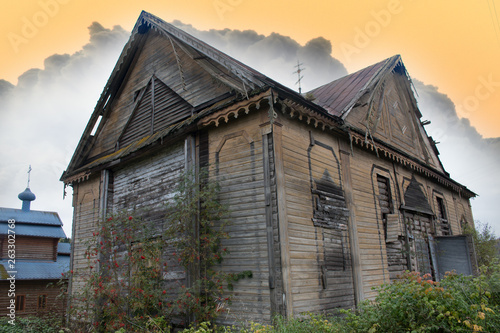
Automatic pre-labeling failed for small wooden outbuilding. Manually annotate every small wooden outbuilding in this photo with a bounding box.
[0,187,69,319]
[61,11,476,325]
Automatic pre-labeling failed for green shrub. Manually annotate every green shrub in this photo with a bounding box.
[0,316,64,333]
[340,271,500,332]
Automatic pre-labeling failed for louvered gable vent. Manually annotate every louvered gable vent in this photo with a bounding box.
[119,76,193,148]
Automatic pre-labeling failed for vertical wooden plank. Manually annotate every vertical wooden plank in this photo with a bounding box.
[272,122,293,316]
[262,133,277,313]
[185,135,197,296]
[151,76,155,135]
[339,139,364,304]
[99,170,110,220]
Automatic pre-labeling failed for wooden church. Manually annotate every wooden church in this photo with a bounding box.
[61,11,476,324]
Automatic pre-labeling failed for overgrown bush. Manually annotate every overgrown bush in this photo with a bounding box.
[464,221,498,267]
[0,315,64,333]
[340,269,500,332]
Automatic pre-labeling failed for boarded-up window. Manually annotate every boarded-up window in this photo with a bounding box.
[415,237,432,276]
[311,170,349,229]
[323,229,350,271]
[377,175,393,240]
[436,197,450,235]
[131,239,162,277]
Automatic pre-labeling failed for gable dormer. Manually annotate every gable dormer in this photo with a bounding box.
[308,55,444,173]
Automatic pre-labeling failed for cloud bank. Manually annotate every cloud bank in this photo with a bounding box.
[413,80,500,228]
[0,20,498,237]
[0,22,129,236]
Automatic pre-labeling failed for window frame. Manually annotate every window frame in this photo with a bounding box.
[15,294,26,312]
[37,294,47,310]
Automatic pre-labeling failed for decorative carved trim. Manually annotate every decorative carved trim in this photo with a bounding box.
[63,171,92,185]
[280,99,340,131]
[349,131,463,193]
[198,91,270,127]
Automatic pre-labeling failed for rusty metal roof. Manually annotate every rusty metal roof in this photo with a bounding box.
[308,55,402,118]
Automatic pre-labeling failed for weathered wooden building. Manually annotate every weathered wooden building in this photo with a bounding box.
[0,186,70,319]
[61,11,476,324]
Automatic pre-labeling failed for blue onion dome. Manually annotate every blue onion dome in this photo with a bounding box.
[18,187,36,201]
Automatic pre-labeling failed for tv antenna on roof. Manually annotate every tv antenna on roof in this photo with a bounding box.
[293,60,305,94]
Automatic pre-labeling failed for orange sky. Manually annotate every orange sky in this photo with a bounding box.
[1,0,499,137]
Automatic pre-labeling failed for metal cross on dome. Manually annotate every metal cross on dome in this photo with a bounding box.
[27,165,32,188]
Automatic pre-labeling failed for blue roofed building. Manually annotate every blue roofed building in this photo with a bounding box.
[0,186,70,319]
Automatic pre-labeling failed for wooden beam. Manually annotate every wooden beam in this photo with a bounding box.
[272,122,293,316]
[339,139,364,304]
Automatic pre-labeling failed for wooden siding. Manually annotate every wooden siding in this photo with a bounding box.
[113,141,185,219]
[278,115,355,313]
[209,111,276,325]
[340,144,396,298]
[0,236,57,261]
[70,175,100,304]
[272,111,474,301]
[0,280,67,318]
[112,141,186,291]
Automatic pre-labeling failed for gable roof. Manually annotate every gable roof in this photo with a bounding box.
[62,11,300,181]
[308,55,404,118]
[0,208,66,238]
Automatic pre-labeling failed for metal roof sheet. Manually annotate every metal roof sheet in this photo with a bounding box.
[0,256,70,280]
[0,208,63,226]
[0,223,66,238]
[308,55,400,117]
[57,242,71,255]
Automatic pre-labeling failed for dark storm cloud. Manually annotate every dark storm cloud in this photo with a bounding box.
[414,79,497,149]
[414,79,500,228]
[0,79,14,97]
